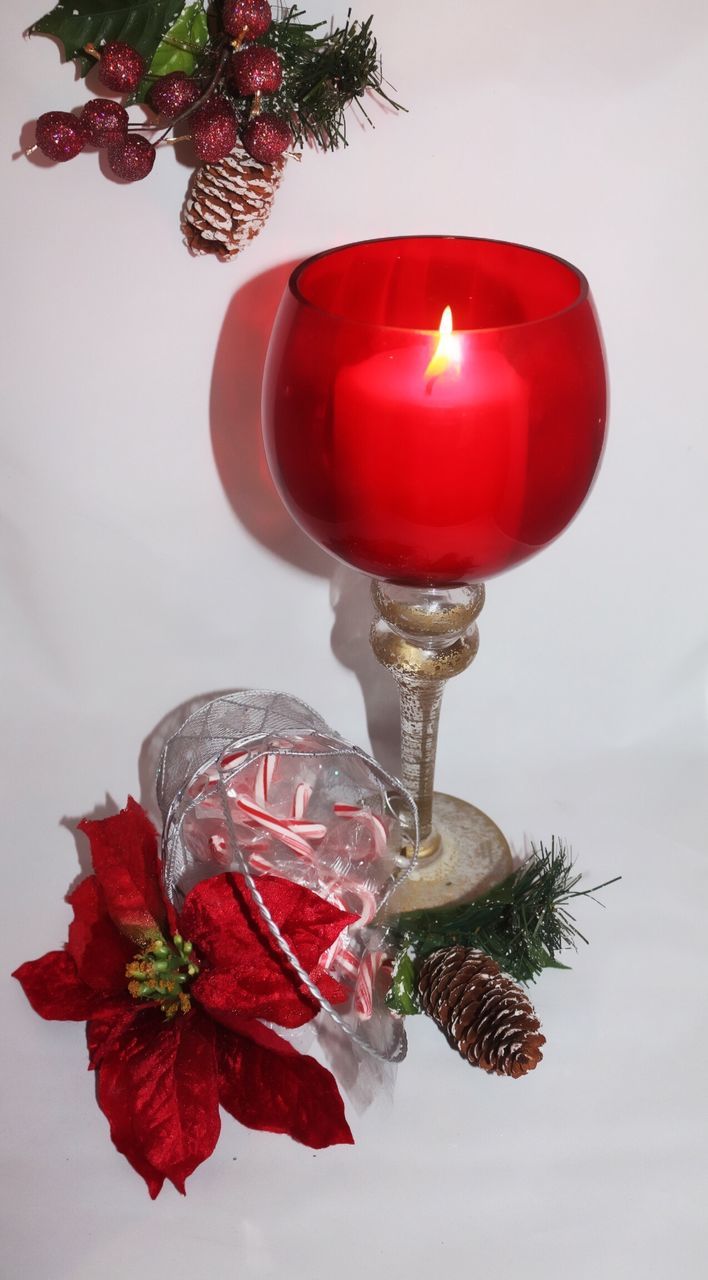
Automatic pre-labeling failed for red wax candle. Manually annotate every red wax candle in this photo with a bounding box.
[334,333,529,577]
[262,237,606,584]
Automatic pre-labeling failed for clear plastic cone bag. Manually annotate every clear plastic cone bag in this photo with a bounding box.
[158,691,418,1063]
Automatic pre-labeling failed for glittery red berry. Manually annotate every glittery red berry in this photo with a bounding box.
[230,46,283,96]
[107,134,156,181]
[242,113,292,163]
[98,41,146,94]
[80,98,129,147]
[148,72,201,120]
[35,111,88,162]
[191,100,238,163]
[223,0,273,41]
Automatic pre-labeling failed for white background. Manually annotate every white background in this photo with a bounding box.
[3,1,708,1276]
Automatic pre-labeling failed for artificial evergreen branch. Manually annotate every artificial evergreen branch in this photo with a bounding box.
[387,839,619,1011]
[265,9,403,148]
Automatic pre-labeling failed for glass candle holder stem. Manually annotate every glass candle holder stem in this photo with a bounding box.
[370,581,485,856]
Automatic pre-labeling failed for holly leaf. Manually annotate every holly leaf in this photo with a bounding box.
[149,2,208,75]
[29,0,188,77]
[385,948,420,1016]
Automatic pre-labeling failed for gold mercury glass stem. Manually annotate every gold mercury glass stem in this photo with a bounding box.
[370,581,485,858]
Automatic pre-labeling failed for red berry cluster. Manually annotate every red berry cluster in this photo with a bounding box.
[33,41,154,180]
[212,0,293,164]
[32,5,293,180]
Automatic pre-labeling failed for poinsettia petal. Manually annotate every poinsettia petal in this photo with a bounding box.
[86,998,146,1070]
[67,876,134,993]
[181,874,357,973]
[181,874,356,1026]
[78,798,166,946]
[13,951,110,1020]
[193,968,319,1029]
[310,964,350,1007]
[217,1021,353,1149]
[96,1008,220,1198]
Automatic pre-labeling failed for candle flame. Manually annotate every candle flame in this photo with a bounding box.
[425,306,462,379]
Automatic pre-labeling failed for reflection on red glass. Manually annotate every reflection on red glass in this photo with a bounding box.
[262,236,607,585]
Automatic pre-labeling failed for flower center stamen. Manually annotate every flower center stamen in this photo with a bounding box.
[126,933,199,1019]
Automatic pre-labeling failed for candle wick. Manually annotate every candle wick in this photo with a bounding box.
[424,376,438,397]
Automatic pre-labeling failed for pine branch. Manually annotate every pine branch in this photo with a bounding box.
[263,7,404,149]
[390,839,620,990]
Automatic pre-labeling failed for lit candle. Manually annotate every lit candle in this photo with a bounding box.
[333,309,529,580]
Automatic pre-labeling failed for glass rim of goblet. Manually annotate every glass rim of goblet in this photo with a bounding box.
[288,233,591,335]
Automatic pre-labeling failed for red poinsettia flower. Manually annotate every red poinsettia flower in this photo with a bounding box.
[13,798,356,1198]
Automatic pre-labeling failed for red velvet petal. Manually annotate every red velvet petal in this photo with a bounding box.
[13,951,110,1020]
[217,1021,353,1149]
[67,876,134,993]
[181,874,356,971]
[182,874,356,1026]
[86,999,146,1069]
[78,798,167,945]
[309,964,351,1007]
[192,968,318,1029]
[96,1009,221,1198]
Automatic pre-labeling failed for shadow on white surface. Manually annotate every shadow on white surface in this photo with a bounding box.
[60,796,122,894]
[209,266,402,772]
[329,564,401,775]
[210,261,331,578]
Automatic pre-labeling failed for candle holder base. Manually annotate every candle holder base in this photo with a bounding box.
[385,792,513,916]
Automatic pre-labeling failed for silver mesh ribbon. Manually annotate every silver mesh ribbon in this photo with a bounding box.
[158,691,419,1063]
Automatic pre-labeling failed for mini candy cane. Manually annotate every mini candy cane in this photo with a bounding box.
[233,794,322,862]
[220,750,249,771]
[249,851,279,876]
[321,880,379,977]
[354,951,386,1020]
[292,781,312,820]
[253,803,327,844]
[254,753,276,808]
[333,803,388,861]
[210,833,271,870]
[208,834,230,867]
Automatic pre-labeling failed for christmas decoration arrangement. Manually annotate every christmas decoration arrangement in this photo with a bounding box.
[13,692,617,1197]
[24,2,401,258]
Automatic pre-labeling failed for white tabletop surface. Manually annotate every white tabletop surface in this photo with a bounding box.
[3,2,708,1276]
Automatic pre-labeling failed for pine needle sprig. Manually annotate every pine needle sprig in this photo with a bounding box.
[264,7,404,149]
[389,839,620,997]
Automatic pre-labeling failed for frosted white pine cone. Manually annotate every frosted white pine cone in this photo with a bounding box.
[182,140,287,260]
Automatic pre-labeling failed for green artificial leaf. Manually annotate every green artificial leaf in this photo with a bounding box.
[30,0,188,72]
[139,2,209,94]
[385,949,420,1017]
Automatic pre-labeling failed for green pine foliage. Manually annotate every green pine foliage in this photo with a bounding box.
[387,839,619,1013]
[263,9,402,148]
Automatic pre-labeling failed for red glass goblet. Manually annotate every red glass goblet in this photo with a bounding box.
[263,236,607,908]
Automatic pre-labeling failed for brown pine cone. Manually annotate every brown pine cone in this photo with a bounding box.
[418,945,545,1078]
[182,140,287,260]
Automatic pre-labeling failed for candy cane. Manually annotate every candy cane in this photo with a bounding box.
[233,794,319,862]
[293,781,312,820]
[354,951,385,1020]
[249,851,279,876]
[220,750,249,771]
[208,834,230,867]
[254,753,276,807]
